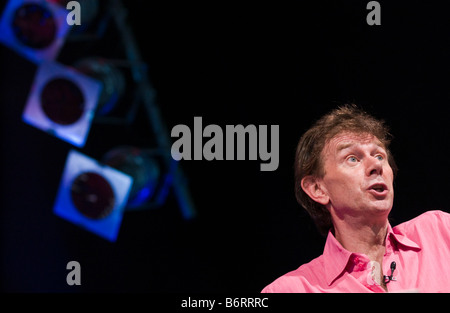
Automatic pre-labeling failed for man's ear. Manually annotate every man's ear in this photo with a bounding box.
[301,175,329,206]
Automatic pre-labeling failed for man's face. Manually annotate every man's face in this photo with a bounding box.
[319,132,394,220]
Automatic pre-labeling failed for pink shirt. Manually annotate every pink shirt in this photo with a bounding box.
[262,210,450,293]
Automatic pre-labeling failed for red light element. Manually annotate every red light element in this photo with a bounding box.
[12,3,57,50]
[40,77,85,125]
[70,172,116,219]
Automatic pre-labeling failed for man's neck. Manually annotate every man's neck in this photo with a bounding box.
[332,217,388,263]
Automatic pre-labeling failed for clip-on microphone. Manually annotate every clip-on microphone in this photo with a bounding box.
[383,261,396,284]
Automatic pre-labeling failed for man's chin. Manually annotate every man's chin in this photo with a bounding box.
[370,203,393,216]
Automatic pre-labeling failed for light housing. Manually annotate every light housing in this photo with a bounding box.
[102,146,176,211]
[73,57,126,117]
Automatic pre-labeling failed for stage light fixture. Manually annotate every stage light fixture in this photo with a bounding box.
[53,149,133,242]
[54,147,176,241]
[0,0,72,64]
[22,60,102,147]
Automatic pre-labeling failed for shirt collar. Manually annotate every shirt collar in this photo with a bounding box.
[323,230,353,286]
[323,223,421,286]
[388,223,421,251]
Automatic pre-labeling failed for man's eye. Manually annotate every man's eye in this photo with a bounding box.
[375,155,384,161]
[347,156,358,162]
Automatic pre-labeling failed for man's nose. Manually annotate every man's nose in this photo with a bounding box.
[366,157,383,176]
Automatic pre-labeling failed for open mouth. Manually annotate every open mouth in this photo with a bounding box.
[368,183,388,195]
[372,185,385,192]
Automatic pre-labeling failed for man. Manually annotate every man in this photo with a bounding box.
[262,104,450,293]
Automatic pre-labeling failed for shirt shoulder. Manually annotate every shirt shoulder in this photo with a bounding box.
[261,256,326,293]
[394,210,450,232]
[393,210,450,243]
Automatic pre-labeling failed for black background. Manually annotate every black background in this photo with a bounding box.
[1,0,450,293]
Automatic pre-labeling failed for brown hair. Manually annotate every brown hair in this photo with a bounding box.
[294,104,398,236]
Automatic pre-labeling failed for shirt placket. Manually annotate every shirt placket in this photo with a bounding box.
[382,235,399,292]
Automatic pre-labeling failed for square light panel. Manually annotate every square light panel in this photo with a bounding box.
[0,0,72,64]
[22,60,102,147]
[54,149,133,242]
